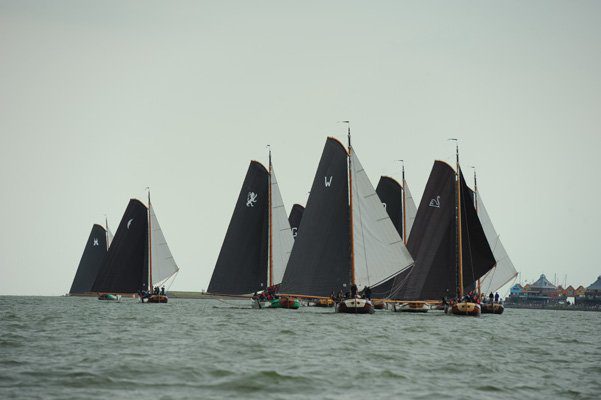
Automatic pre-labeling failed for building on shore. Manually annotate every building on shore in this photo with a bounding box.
[575,276,601,306]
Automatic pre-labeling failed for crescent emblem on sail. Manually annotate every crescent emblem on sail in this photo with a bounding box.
[246,192,258,207]
[429,196,441,208]
[127,218,134,229]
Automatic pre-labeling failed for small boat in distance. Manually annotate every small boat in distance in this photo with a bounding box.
[92,191,179,303]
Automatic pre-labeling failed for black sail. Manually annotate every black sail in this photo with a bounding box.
[69,224,108,294]
[208,161,269,295]
[288,204,304,240]
[92,199,148,293]
[392,161,496,300]
[376,176,404,239]
[396,161,458,300]
[280,137,350,297]
[459,170,496,290]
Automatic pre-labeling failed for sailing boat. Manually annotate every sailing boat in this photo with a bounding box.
[91,192,179,303]
[388,147,496,317]
[208,149,298,309]
[279,125,414,314]
[288,204,304,240]
[470,170,516,314]
[69,219,113,296]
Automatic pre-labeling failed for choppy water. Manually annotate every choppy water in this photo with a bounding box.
[1,296,600,399]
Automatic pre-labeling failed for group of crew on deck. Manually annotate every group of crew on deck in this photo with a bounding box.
[330,284,373,303]
[138,285,166,299]
[252,286,279,302]
[443,291,501,306]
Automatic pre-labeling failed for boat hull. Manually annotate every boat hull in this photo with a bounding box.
[481,303,504,314]
[449,302,481,316]
[394,302,429,313]
[98,294,121,301]
[276,297,301,309]
[336,298,375,314]
[372,300,386,310]
[145,295,168,303]
[314,298,335,307]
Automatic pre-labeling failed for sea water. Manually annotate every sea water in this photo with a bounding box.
[1,296,600,400]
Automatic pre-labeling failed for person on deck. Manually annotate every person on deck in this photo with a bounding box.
[364,286,372,300]
[494,292,500,303]
[489,292,494,304]
[350,284,358,298]
[160,286,165,296]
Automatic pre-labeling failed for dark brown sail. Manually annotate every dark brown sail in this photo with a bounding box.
[69,224,108,294]
[376,176,404,239]
[288,204,304,240]
[92,199,148,293]
[392,161,495,300]
[280,137,350,297]
[208,161,269,295]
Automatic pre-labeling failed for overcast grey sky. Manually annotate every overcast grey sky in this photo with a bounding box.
[1,1,600,295]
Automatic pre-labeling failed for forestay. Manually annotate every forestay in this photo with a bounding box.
[269,167,294,285]
[475,192,517,293]
[350,150,414,289]
[150,203,179,285]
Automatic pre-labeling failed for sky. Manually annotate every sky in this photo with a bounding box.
[1,0,600,295]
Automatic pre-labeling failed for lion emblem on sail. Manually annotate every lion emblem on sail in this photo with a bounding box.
[246,192,258,207]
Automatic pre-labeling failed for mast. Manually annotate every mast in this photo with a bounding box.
[455,141,464,298]
[105,215,110,251]
[343,121,355,286]
[267,145,273,287]
[472,167,480,296]
[401,160,407,245]
[147,188,152,291]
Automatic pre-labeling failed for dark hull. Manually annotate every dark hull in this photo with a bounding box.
[336,299,375,314]
[372,300,386,310]
[481,303,504,314]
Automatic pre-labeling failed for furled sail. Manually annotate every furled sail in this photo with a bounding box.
[106,226,114,249]
[149,203,179,285]
[350,150,414,290]
[288,204,304,240]
[280,138,350,297]
[69,224,109,294]
[208,161,269,295]
[475,192,517,294]
[269,166,295,285]
[92,199,149,293]
[393,161,495,300]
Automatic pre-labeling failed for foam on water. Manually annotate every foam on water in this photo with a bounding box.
[1,296,600,399]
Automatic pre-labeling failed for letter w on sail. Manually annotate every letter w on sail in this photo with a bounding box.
[429,195,441,208]
[324,176,333,187]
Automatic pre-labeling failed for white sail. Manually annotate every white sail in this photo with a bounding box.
[106,226,114,250]
[270,166,295,285]
[403,180,418,240]
[350,150,414,289]
[476,192,517,293]
[149,203,179,285]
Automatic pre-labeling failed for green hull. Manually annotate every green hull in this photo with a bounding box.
[270,298,300,309]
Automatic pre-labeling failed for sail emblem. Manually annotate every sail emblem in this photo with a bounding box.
[382,202,387,210]
[429,196,441,208]
[93,238,99,246]
[127,218,134,229]
[292,227,298,238]
[324,176,333,187]
[246,192,258,207]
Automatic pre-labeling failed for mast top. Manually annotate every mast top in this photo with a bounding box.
[267,144,272,168]
[146,186,151,206]
[448,138,459,172]
[340,120,351,150]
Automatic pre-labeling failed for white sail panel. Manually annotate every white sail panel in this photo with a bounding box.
[270,167,295,285]
[403,180,418,240]
[106,226,114,249]
[350,150,414,289]
[476,192,517,293]
[149,203,179,285]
